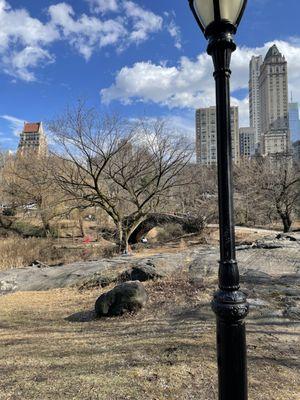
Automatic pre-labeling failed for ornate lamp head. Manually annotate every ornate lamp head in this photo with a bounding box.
[189,0,247,39]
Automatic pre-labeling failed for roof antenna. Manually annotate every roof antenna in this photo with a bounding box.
[291,91,293,102]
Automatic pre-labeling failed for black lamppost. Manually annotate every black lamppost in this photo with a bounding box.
[188,1,249,399]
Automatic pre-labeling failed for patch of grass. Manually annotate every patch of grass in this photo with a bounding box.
[0,275,298,400]
[0,237,117,271]
[0,238,51,270]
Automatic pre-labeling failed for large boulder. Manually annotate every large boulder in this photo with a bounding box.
[95,281,148,317]
[119,261,164,282]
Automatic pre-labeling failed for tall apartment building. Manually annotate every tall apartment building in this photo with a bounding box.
[288,102,300,143]
[249,55,263,146]
[259,45,290,155]
[18,122,47,156]
[196,106,239,165]
[239,127,255,158]
[292,140,300,161]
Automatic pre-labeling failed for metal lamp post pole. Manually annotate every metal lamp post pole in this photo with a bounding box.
[187,1,249,397]
[208,32,249,400]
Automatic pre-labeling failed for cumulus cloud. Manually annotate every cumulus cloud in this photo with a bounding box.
[0,0,58,80]
[48,3,126,60]
[0,0,172,81]
[101,39,300,126]
[123,1,162,43]
[0,0,58,49]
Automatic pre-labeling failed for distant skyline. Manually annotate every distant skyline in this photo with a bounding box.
[1,0,300,150]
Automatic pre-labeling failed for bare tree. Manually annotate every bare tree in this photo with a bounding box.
[2,153,66,235]
[170,164,218,224]
[49,104,192,252]
[241,154,300,232]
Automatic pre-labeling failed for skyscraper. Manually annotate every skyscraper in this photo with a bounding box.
[249,55,263,146]
[196,106,239,165]
[18,122,47,156]
[259,45,290,155]
[288,101,300,143]
[239,127,255,158]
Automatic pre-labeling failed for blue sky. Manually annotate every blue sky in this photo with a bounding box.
[1,0,300,150]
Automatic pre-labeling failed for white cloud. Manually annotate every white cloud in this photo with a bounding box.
[3,46,54,81]
[164,114,195,141]
[88,0,118,14]
[48,3,127,60]
[0,0,58,80]
[0,0,171,81]
[167,20,182,50]
[0,0,58,50]
[101,39,300,126]
[1,115,25,136]
[123,1,163,43]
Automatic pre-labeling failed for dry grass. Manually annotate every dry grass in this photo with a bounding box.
[0,237,117,271]
[0,273,298,400]
[0,238,51,270]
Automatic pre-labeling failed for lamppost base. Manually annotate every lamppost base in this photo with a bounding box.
[212,290,249,400]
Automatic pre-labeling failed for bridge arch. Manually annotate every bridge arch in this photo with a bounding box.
[128,213,204,244]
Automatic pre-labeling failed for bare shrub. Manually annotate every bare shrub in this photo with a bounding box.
[155,223,184,242]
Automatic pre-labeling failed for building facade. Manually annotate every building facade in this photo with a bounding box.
[292,140,300,162]
[239,127,255,158]
[196,106,239,165]
[18,122,47,156]
[259,45,290,155]
[288,102,300,143]
[249,55,263,146]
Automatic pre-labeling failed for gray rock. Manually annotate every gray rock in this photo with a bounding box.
[276,232,300,242]
[247,298,270,307]
[281,287,300,297]
[95,281,148,317]
[187,252,218,287]
[277,273,300,285]
[240,270,273,284]
[76,272,118,290]
[283,306,300,320]
[253,240,283,249]
[119,262,164,282]
[0,238,298,295]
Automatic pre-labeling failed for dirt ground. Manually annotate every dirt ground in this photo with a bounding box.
[0,271,299,400]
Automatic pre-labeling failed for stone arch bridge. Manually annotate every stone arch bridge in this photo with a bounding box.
[128,213,204,244]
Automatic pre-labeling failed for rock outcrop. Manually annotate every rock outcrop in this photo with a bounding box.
[119,261,165,282]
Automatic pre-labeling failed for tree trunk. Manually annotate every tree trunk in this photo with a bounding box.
[120,216,147,254]
[117,221,124,252]
[281,213,292,233]
[43,220,51,236]
[78,211,85,237]
[123,233,130,254]
[39,212,51,237]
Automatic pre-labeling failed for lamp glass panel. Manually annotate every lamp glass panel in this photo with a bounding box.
[193,0,215,29]
[219,0,244,25]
